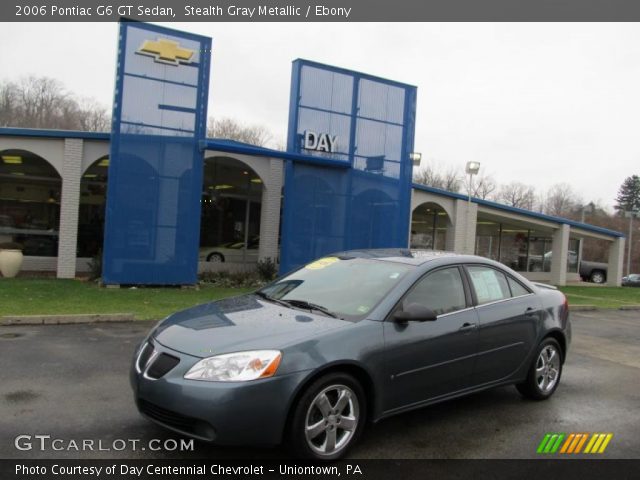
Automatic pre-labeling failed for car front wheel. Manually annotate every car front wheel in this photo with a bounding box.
[590,270,606,284]
[288,373,365,460]
[206,253,224,262]
[516,338,563,400]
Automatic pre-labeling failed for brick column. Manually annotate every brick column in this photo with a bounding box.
[258,158,283,263]
[606,237,625,286]
[450,199,477,254]
[550,224,570,286]
[56,138,83,279]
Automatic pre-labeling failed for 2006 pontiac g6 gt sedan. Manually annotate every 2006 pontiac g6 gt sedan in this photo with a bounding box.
[131,249,571,460]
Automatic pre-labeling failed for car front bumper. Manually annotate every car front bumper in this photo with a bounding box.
[130,339,310,446]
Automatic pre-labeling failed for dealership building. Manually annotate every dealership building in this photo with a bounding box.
[0,22,625,286]
[0,126,625,286]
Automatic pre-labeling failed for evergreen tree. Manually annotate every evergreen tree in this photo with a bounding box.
[614,175,640,213]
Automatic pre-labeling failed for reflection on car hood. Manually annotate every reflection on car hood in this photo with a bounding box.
[153,294,349,357]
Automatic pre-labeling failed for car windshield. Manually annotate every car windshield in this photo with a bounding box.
[258,256,413,321]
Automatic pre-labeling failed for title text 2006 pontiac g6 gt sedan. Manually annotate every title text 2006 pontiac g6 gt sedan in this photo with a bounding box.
[131,250,570,460]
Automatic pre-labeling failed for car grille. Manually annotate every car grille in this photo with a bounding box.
[137,342,180,379]
[146,353,180,379]
[138,399,215,441]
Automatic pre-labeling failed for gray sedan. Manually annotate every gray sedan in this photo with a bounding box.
[131,249,571,460]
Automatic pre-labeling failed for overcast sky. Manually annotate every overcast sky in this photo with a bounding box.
[1,22,638,209]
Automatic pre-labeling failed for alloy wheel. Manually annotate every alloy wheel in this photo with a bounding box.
[535,345,560,392]
[304,384,359,456]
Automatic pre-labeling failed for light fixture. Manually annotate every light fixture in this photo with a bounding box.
[84,174,97,178]
[409,152,422,166]
[2,155,22,164]
[11,172,25,176]
[97,158,109,167]
[242,171,249,175]
[250,178,262,184]
[214,184,234,190]
[465,161,481,175]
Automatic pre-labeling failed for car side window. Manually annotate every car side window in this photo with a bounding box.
[507,276,530,297]
[467,266,511,305]
[403,267,467,316]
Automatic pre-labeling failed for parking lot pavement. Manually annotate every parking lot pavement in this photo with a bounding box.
[1,310,638,460]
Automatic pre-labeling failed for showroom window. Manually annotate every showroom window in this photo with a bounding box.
[0,150,61,256]
[78,156,108,258]
[200,157,262,264]
[410,203,450,250]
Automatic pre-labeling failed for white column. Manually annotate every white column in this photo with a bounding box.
[607,237,625,286]
[258,158,283,263]
[550,224,570,286]
[450,199,477,254]
[56,138,83,278]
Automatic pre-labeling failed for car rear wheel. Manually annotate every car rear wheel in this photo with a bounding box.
[206,253,224,262]
[516,338,563,400]
[590,270,606,284]
[288,373,365,460]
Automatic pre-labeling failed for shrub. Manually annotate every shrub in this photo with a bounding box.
[87,250,102,281]
[199,270,265,288]
[257,257,278,282]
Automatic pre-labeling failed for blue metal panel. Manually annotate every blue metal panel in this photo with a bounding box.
[280,60,418,274]
[102,21,211,285]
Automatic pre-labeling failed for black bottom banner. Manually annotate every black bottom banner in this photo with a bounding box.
[3,459,639,480]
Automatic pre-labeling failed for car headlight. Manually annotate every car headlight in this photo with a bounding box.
[184,350,282,382]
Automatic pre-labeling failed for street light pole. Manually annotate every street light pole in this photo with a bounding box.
[465,161,480,254]
[625,210,638,276]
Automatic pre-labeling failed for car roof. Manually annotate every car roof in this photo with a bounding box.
[331,248,474,266]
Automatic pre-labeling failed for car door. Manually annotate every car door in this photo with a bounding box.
[465,265,540,385]
[382,266,480,412]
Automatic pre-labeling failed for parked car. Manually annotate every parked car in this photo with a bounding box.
[131,249,570,460]
[199,236,259,263]
[622,274,640,287]
[528,250,607,284]
[579,260,608,284]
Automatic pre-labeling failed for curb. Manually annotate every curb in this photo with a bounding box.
[1,313,135,326]
[619,305,640,311]
[570,305,598,312]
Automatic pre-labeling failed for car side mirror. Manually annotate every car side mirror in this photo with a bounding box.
[394,303,438,323]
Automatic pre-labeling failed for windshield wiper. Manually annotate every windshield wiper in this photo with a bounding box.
[254,291,291,308]
[280,299,339,318]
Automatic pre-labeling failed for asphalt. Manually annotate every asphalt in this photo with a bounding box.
[1,310,638,459]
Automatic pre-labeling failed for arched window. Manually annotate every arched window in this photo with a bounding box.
[0,150,61,256]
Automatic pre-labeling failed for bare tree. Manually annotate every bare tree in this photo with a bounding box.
[471,174,497,200]
[207,117,273,147]
[0,76,110,131]
[544,183,582,217]
[497,182,537,209]
[413,163,462,193]
[77,98,110,132]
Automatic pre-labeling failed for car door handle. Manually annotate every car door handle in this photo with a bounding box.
[525,307,538,317]
[458,322,478,332]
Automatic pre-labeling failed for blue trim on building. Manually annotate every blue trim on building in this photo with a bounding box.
[0,128,623,239]
[0,127,110,140]
[202,138,351,169]
[412,183,624,238]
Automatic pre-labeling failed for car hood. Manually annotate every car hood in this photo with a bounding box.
[152,294,350,357]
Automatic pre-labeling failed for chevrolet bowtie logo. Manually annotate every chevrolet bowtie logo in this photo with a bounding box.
[136,38,194,66]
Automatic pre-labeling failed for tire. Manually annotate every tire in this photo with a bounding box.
[516,338,563,400]
[287,373,366,460]
[590,270,606,284]
[206,253,224,263]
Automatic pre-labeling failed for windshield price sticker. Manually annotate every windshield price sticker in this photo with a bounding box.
[305,257,339,270]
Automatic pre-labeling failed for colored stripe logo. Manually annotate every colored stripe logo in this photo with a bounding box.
[537,433,613,454]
